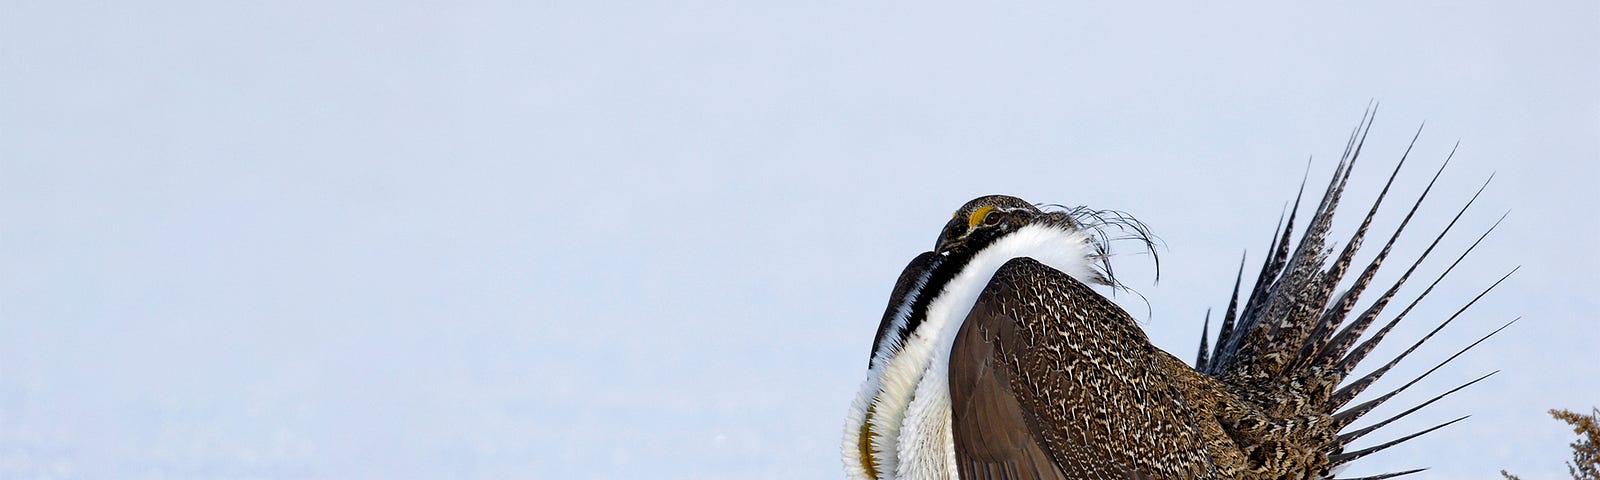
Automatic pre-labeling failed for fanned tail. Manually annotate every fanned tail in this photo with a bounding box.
[1191,109,1510,478]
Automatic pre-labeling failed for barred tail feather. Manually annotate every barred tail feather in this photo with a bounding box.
[1335,370,1497,447]
[1333,467,1428,480]
[1197,310,1212,372]
[1327,415,1468,467]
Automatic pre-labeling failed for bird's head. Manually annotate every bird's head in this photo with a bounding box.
[933,194,1160,290]
[935,195,1067,254]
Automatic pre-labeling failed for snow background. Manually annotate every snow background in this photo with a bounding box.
[3,1,1597,479]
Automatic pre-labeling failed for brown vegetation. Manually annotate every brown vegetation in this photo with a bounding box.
[1502,408,1599,480]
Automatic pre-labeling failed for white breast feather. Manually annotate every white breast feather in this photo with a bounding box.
[842,267,931,480]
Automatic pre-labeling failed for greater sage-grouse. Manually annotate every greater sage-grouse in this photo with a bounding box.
[843,114,1510,480]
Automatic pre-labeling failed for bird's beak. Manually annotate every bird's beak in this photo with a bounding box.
[934,217,966,253]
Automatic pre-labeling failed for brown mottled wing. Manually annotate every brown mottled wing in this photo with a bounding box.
[950,258,1219,480]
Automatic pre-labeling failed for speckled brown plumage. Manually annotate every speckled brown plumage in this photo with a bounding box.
[951,257,1228,480]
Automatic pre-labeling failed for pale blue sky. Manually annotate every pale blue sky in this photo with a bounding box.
[3,1,1597,479]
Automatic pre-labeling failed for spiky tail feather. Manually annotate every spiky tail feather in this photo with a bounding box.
[1195,107,1511,479]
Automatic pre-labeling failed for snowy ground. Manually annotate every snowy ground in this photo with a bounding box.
[3,2,1597,479]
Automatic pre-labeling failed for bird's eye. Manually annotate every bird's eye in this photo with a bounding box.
[982,210,1005,226]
